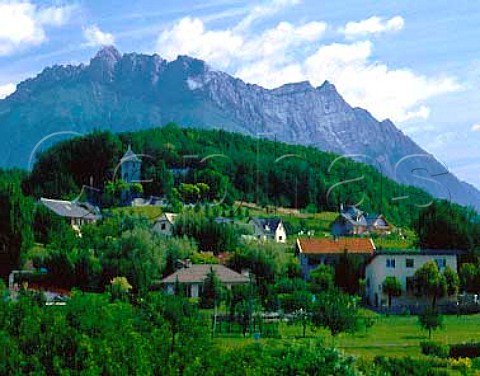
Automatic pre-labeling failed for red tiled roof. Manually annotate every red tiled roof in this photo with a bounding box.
[297,238,375,255]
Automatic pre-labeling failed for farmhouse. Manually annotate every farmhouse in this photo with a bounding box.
[160,264,249,298]
[40,198,102,230]
[152,213,178,236]
[365,250,461,308]
[249,217,286,243]
[331,205,391,236]
[296,237,376,278]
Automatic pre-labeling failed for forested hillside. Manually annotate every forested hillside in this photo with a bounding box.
[24,123,435,227]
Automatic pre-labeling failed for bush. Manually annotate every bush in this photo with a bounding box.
[373,356,449,376]
[449,342,480,359]
[420,341,449,358]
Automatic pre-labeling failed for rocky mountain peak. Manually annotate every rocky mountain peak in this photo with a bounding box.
[88,46,122,82]
[92,46,122,64]
[271,81,314,95]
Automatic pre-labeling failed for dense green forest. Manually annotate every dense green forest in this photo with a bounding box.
[24,123,442,226]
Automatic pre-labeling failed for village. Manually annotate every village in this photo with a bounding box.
[2,132,480,374]
[8,146,477,317]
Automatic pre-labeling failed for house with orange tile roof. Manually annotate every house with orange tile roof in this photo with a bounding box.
[296,237,376,278]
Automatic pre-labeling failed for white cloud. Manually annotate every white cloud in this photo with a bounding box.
[343,16,404,39]
[157,17,242,68]
[156,8,460,123]
[303,41,459,121]
[471,124,480,132]
[0,2,74,55]
[157,17,326,69]
[0,83,16,99]
[83,25,115,47]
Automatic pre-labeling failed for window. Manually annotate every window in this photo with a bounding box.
[278,236,283,241]
[386,258,396,268]
[435,258,446,269]
[161,223,166,230]
[406,258,414,268]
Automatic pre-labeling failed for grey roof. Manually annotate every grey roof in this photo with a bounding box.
[121,145,141,163]
[365,213,389,228]
[40,198,101,220]
[161,264,249,284]
[250,217,282,235]
[340,206,367,226]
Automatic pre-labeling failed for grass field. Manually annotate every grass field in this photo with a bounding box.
[110,206,164,221]
[214,313,480,359]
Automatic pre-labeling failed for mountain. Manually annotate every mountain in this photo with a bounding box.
[1,46,479,209]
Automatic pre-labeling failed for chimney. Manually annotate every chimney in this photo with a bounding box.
[185,259,192,268]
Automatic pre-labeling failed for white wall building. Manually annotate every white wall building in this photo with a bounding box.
[153,213,178,236]
[365,250,459,308]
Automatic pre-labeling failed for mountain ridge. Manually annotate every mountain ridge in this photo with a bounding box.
[1,46,479,209]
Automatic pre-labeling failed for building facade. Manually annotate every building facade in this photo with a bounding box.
[365,250,459,308]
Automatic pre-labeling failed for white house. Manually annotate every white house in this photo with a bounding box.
[365,250,460,308]
[152,213,178,236]
[160,264,249,298]
[249,217,287,243]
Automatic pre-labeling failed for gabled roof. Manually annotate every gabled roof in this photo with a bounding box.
[250,217,282,235]
[120,145,141,163]
[155,212,178,224]
[161,264,249,284]
[40,198,101,220]
[339,206,367,226]
[365,214,390,228]
[297,237,375,255]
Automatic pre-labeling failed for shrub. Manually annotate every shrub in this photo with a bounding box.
[420,341,449,358]
[448,357,472,373]
[449,342,480,359]
[373,356,449,376]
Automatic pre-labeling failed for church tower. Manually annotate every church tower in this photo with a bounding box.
[120,145,142,184]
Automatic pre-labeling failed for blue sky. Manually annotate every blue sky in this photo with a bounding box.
[1,0,480,188]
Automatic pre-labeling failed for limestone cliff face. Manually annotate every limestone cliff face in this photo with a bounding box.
[1,47,478,208]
